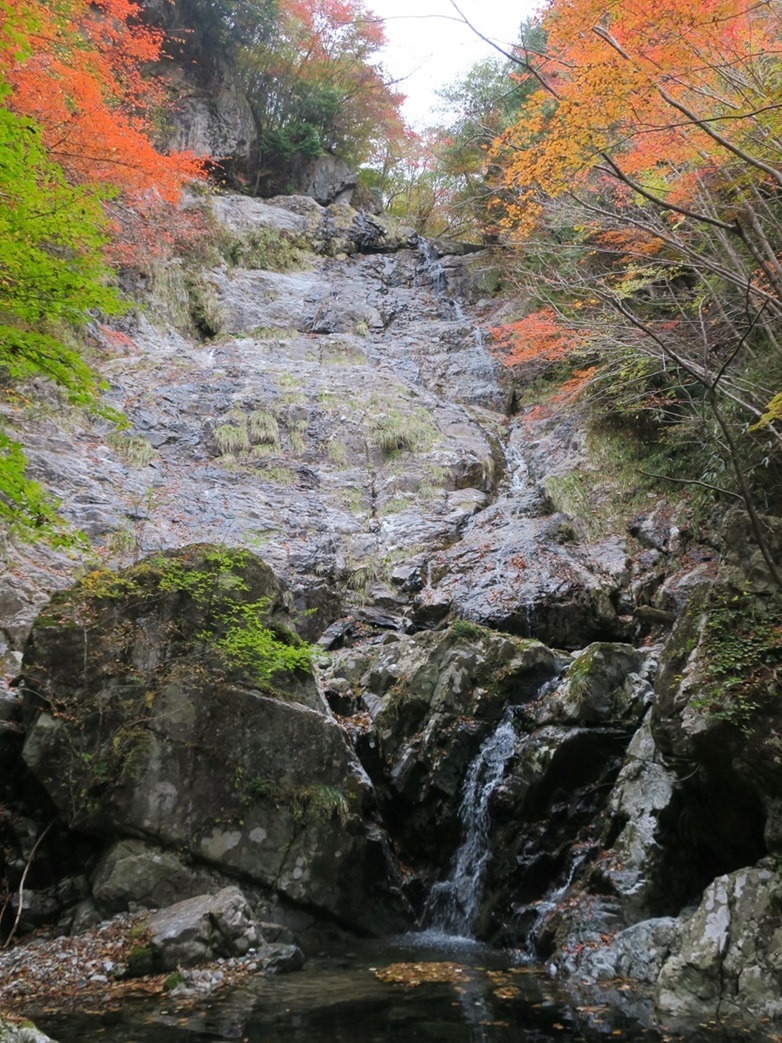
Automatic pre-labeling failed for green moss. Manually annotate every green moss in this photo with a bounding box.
[690,586,782,731]
[328,438,349,467]
[186,273,224,337]
[124,944,157,978]
[164,970,185,992]
[379,495,410,516]
[452,618,492,641]
[219,226,309,272]
[369,406,438,456]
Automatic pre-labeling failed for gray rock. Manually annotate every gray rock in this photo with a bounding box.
[146,887,261,969]
[92,839,228,914]
[0,1020,59,1043]
[538,643,648,726]
[294,156,357,205]
[656,860,782,1022]
[596,713,677,919]
[20,548,403,932]
[570,917,680,984]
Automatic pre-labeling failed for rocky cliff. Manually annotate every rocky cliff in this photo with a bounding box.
[1,190,781,1034]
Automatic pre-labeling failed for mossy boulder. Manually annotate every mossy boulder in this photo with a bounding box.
[20,546,403,932]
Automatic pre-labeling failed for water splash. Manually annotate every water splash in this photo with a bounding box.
[423,710,520,937]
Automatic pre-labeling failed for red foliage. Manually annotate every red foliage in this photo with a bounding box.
[491,308,589,367]
[2,0,204,202]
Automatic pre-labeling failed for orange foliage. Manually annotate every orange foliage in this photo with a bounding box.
[550,366,599,404]
[494,0,782,232]
[491,308,590,367]
[2,0,203,202]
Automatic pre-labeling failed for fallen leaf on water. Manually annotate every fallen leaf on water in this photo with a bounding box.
[373,962,470,987]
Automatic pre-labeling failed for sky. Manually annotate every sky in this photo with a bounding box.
[369,0,542,128]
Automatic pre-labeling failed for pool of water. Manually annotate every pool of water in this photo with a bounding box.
[29,934,747,1043]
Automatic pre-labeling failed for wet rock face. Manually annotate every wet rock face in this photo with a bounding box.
[478,644,654,943]
[19,547,403,933]
[650,581,776,872]
[0,192,652,669]
[325,625,564,876]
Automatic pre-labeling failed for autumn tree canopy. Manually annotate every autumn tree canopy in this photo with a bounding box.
[184,0,407,193]
[483,0,782,581]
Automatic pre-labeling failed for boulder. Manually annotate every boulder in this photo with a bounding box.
[656,860,782,1023]
[122,887,305,974]
[293,156,357,206]
[91,839,228,914]
[0,1020,58,1043]
[479,643,655,943]
[145,887,262,969]
[537,643,649,726]
[20,548,404,933]
[564,917,680,984]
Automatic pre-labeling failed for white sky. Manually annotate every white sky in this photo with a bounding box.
[369,0,542,128]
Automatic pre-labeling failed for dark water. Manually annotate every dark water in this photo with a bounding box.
[32,934,758,1043]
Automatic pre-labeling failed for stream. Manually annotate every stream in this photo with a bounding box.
[35,936,671,1043]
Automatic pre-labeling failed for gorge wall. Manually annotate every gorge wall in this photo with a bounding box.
[1,189,781,1034]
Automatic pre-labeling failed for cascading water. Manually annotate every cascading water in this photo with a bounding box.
[423,709,520,938]
[416,240,465,319]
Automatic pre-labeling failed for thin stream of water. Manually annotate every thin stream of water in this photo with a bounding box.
[424,709,521,937]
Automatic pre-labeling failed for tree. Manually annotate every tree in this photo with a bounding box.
[431,20,545,237]
[194,0,407,193]
[0,103,121,543]
[0,0,202,540]
[1,0,202,201]
[489,0,782,585]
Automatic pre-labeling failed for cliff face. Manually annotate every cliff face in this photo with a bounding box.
[139,0,359,202]
[1,189,781,1033]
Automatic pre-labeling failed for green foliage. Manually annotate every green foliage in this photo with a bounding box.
[291,784,350,825]
[214,597,312,679]
[233,766,350,824]
[0,103,123,543]
[155,546,315,683]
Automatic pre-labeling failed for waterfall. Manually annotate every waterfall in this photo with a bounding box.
[416,240,465,319]
[516,850,589,960]
[423,709,520,937]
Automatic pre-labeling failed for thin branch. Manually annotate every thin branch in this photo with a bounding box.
[658,87,782,189]
[639,470,744,500]
[1,820,55,950]
[448,0,561,99]
[597,154,738,232]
